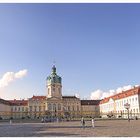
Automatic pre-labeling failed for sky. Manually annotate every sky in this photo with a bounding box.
[0,3,140,100]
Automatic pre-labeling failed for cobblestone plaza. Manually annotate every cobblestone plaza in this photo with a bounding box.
[0,120,140,137]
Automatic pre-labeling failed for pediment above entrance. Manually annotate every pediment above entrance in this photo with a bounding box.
[47,97,62,101]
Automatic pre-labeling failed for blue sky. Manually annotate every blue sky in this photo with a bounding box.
[0,3,140,100]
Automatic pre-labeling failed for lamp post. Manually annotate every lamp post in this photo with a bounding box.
[124,103,130,122]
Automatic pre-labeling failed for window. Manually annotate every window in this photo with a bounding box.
[77,106,79,111]
[48,103,52,111]
[58,104,61,110]
[48,88,50,94]
[72,105,74,111]
[34,106,37,112]
[43,106,45,111]
[58,88,61,94]
[22,107,24,112]
[18,107,20,112]
[68,106,70,111]
[53,104,56,111]
[39,106,41,111]
[29,106,32,112]
[53,88,55,92]
[63,107,66,111]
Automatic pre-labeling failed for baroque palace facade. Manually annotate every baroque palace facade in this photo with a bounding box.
[0,66,100,119]
[0,65,140,119]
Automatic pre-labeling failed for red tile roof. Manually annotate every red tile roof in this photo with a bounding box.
[8,99,28,106]
[0,98,11,105]
[30,95,46,100]
[100,86,140,104]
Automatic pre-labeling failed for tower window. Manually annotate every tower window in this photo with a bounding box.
[59,88,61,94]
[53,88,55,92]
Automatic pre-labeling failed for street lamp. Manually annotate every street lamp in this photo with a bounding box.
[124,103,130,122]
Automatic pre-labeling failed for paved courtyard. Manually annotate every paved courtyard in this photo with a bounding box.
[0,119,140,137]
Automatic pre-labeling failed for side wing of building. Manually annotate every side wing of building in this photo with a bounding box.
[81,100,100,118]
[99,86,140,118]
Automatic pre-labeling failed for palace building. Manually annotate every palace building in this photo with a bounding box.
[0,65,140,120]
[0,65,100,119]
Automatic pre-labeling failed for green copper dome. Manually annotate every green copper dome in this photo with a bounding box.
[47,65,62,84]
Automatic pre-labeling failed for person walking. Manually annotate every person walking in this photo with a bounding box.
[10,119,12,125]
[81,117,85,129]
[41,117,44,123]
[91,118,95,128]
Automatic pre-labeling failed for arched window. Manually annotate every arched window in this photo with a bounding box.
[48,103,52,111]
[72,105,74,111]
[68,106,70,111]
[53,104,56,111]
[48,88,50,94]
[58,88,61,94]
[53,88,55,93]
[58,104,61,110]
[77,106,79,111]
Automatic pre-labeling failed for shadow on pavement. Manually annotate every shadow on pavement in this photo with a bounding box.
[45,125,107,128]
[34,132,80,137]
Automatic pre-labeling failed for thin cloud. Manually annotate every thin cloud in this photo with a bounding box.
[90,89,103,100]
[75,93,80,98]
[0,69,28,88]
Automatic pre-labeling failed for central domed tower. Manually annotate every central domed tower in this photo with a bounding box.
[46,65,62,98]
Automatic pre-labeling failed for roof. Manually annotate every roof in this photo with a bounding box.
[81,100,101,105]
[8,99,28,106]
[47,65,61,84]
[100,86,140,104]
[62,96,78,99]
[30,96,46,100]
[0,98,11,105]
